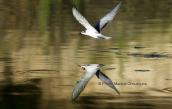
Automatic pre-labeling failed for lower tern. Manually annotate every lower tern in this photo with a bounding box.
[72,64,120,101]
[72,2,122,39]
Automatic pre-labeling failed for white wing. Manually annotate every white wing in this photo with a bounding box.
[72,7,98,32]
[71,71,95,101]
[94,1,122,33]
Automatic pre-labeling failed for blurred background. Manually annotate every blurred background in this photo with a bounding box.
[0,0,172,108]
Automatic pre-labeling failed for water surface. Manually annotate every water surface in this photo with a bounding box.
[0,0,172,109]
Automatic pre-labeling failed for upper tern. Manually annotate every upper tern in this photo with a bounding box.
[72,2,122,39]
[72,64,120,101]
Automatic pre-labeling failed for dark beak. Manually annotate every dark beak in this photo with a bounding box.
[78,33,81,35]
[77,64,85,70]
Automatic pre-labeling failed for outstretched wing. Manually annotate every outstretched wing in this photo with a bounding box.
[72,7,98,32]
[72,71,95,101]
[94,1,122,33]
[96,70,120,95]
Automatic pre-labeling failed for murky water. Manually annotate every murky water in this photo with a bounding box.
[0,0,172,109]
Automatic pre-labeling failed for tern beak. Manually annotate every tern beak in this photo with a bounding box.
[77,65,85,70]
[77,64,81,67]
[75,33,81,37]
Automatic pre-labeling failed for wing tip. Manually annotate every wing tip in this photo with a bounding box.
[117,91,120,95]
[72,6,80,15]
[107,37,112,39]
[115,88,120,95]
[72,6,78,11]
[71,96,76,101]
[118,1,122,7]
[71,91,78,101]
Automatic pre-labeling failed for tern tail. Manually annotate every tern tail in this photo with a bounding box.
[97,36,111,39]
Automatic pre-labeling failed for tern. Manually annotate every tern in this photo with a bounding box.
[72,64,120,101]
[72,2,122,39]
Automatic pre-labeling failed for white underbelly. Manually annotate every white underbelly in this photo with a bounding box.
[85,31,102,38]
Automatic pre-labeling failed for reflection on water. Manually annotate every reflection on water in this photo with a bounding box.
[0,0,172,108]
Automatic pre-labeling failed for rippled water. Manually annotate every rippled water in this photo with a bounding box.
[0,0,172,109]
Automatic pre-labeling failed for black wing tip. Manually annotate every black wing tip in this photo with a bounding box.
[115,89,120,95]
[118,91,120,95]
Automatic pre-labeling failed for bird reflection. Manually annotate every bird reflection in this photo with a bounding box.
[72,64,120,101]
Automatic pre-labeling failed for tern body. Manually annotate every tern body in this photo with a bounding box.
[72,64,120,101]
[72,2,122,39]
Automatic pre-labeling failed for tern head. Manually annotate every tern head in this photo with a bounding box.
[77,64,87,70]
[77,64,108,71]
[79,30,87,35]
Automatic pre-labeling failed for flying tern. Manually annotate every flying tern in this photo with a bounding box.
[72,2,122,39]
